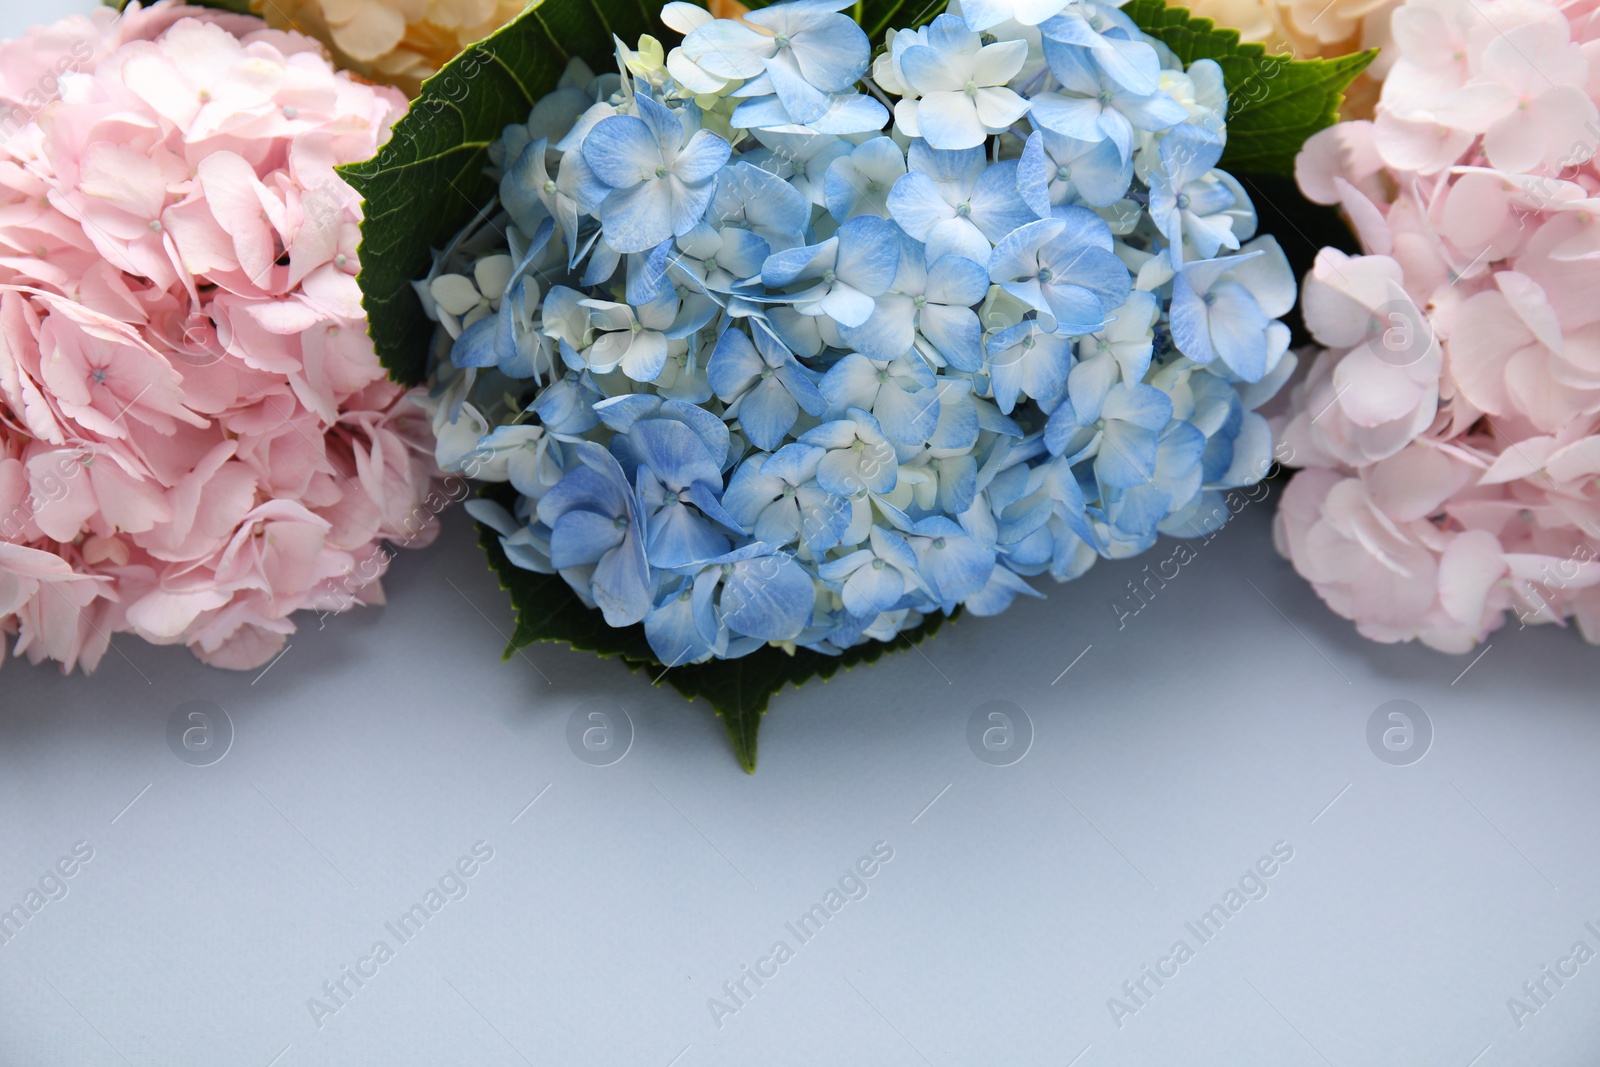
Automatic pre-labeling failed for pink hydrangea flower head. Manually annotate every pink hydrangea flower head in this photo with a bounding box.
[0,3,441,673]
[1278,0,1600,650]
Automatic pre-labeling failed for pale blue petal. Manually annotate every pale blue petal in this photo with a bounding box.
[707,328,764,400]
[988,218,1061,282]
[818,284,875,327]
[630,419,721,490]
[1016,132,1056,219]
[1043,397,1082,456]
[581,239,621,286]
[646,589,717,666]
[647,502,730,569]
[1102,382,1172,430]
[752,497,803,546]
[796,489,851,553]
[803,93,890,135]
[1168,265,1215,365]
[906,140,985,184]
[886,172,952,241]
[716,227,772,280]
[668,175,720,240]
[722,456,783,528]
[1050,246,1130,312]
[550,508,625,568]
[675,129,734,183]
[834,215,902,292]
[925,254,989,305]
[816,549,871,583]
[583,115,658,189]
[1228,237,1297,319]
[1067,353,1119,419]
[874,383,941,445]
[917,93,990,150]
[772,361,828,416]
[1207,279,1270,380]
[730,94,797,131]
[684,481,744,533]
[1028,92,1107,143]
[968,160,1039,240]
[798,418,858,451]
[1155,421,1207,497]
[819,353,881,417]
[1043,283,1110,333]
[839,557,906,616]
[779,11,870,92]
[537,453,625,526]
[720,552,815,639]
[924,11,977,51]
[634,94,684,156]
[765,47,833,123]
[738,376,802,450]
[838,295,917,361]
[593,393,661,435]
[683,19,771,79]
[1041,40,1100,94]
[661,399,732,466]
[918,533,995,604]
[600,180,676,253]
[1115,89,1188,132]
[1217,411,1273,488]
[917,217,986,266]
[450,314,502,369]
[937,453,978,514]
[590,530,652,626]
[919,304,983,371]
[1096,421,1160,488]
[898,43,962,92]
[763,236,836,288]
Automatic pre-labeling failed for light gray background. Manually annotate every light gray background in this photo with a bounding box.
[4,2,1600,1063]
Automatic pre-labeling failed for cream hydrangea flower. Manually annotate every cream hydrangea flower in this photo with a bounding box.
[1186,0,1393,118]
[255,0,754,96]
[254,0,531,95]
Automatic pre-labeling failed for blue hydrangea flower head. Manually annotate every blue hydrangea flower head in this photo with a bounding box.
[417,5,1295,664]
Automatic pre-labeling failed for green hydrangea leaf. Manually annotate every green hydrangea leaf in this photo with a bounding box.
[855,0,948,40]
[475,486,953,772]
[336,0,659,385]
[1123,0,1375,174]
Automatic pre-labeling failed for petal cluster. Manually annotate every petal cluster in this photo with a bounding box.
[1275,0,1600,652]
[423,0,1294,665]
[0,5,440,673]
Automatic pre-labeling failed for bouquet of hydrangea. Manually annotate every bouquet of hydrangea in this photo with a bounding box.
[339,0,1366,766]
[1274,0,1600,651]
[0,3,441,673]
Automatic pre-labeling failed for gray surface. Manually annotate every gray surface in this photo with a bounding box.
[4,1,1600,1063]
[4,492,1599,1067]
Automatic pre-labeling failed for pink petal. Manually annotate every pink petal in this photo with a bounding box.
[1437,529,1506,625]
